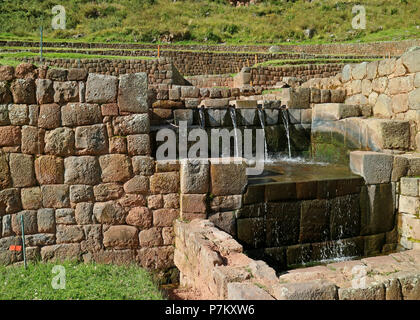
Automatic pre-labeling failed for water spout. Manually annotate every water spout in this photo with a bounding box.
[257,106,269,161]
[229,107,240,157]
[199,106,206,129]
[280,107,292,158]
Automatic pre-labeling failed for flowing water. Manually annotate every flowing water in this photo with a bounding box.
[199,106,206,129]
[280,109,292,158]
[229,107,240,157]
[257,106,269,161]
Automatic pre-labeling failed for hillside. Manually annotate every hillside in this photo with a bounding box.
[0,0,419,45]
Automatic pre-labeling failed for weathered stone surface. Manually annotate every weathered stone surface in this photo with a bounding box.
[181,194,206,213]
[112,114,150,135]
[300,199,329,243]
[365,118,410,150]
[352,62,367,80]
[118,73,148,113]
[126,207,152,228]
[127,134,150,156]
[64,156,101,185]
[180,159,209,194]
[401,49,420,73]
[350,151,393,184]
[21,187,42,210]
[74,202,93,225]
[400,177,420,196]
[132,156,154,176]
[227,282,274,300]
[44,127,75,156]
[41,243,82,262]
[61,103,102,126]
[93,201,125,224]
[163,194,179,209]
[56,224,85,243]
[53,81,79,104]
[0,65,14,81]
[109,136,127,154]
[138,246,174,269]
[99,154,132,183]
[118,194,146,209]
[86,73,118,103]
[75,124,108,155]
[0,152,11,189]
[312,103,360,121]
[338,283,386,300]
[35,79,54,104]
[103,225,138,249]
[341,64,351,82]
[21,125,44,154]
[378,58,396,76]
[37,208,55,233]
[25,233,55,247]
[273,280,337,300]
[47,69,67,81]
[67,68,88,81]
[210,160,247,196]
[408,88,420,110]
[55,208,76,225]
[93,183,124,202]
[148,194,163,210]
[209,211,236,236]
[237,217,265,248]
[80,224,102,252]
[36,104,60,130]
[11,79,36,104]
[0,83,12,104]
[34,155,64,185]
[8,104,29,125]
[0,126,21,147]
[153,208,179,227]
[9,153,35,187]
[0,188,21,214]
[150,172,179,194]
[69,185,94,203]
[373,94,392,118]
[139,227,163,247]
[41,185,69,209]
[11,210,37,235]
[123,175,149,194]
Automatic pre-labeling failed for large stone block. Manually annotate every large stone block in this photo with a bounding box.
[11,79,36,104]
[93,183,124,202]
[38,103,61,129]
[273,280,338,300]
[44,127,75,156]
[8,104,29,125]
[53,81,79,104]
[181,194,206,213]
[9,153,35,187]
[408,88,420,110]
[41,243,82,262]
[123,175,149,194]
[126,207,152,229]
[373,94,392,118]
[300,199,329,243]
[35,155,64,184]
[75,124,108,155]
[127,134,150,156]
[99,154,132,183]
[401,49,420,73]
[103,225,139,249]
[56,225,85,243]
[153,208,179,227]
[360,184,395,235]
[150,172,180,194]
[55,208,76,225]
[282,88,310,109]
[180,159,209,194]
[364,118,410,150]
[210,160,247,196]
[93,201,125,224]
[21,187,42,210]
[64,156,101,185]
[139,227,163,247]
[41,185,69,209]
[69,185,94,203]
[0,188,21,214]
[86,73,118,104]
[266,201,300,246]
[21,125,44,155]
[74,202,93,225]
[0,126,21,147]
[350,151,393,184]
[237,217,265,249]
[138,246,174,269]
[112,114,150,135]
[132,156,155,176]
[227,282,274,300]
[118,73,148,113]
[61,103,102,127]
[312,103,360,121]
[11,210,37,235]
[352,62,367,80]
[37,208,55,233]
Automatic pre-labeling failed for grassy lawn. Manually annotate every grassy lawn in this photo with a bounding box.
[0,261,165,300]
[0,0,418,45]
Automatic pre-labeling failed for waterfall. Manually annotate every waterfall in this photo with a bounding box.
[281,109,292,158]
[257,106,269,161]
[229,107,240,158]
[199,106,206,129]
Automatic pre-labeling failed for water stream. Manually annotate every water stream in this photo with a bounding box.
[257,106,269,161]
[280,109,292,158]
[229,107,240,157]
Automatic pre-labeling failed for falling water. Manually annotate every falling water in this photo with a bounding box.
[229,107,240,157]
[199,106,206,129]
[257,106,269,161]
[280,109,292,158]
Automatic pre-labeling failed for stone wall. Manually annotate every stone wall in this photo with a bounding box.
[304,49,420,150]
[0,63,180,271]
[2,38,418,55]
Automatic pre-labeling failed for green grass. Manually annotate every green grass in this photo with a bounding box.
[255,57,381,67]
[0,261,165,300]
[0,0,419,45]
[0,51,154,61]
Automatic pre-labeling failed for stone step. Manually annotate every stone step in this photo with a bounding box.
[312,103,361,121]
